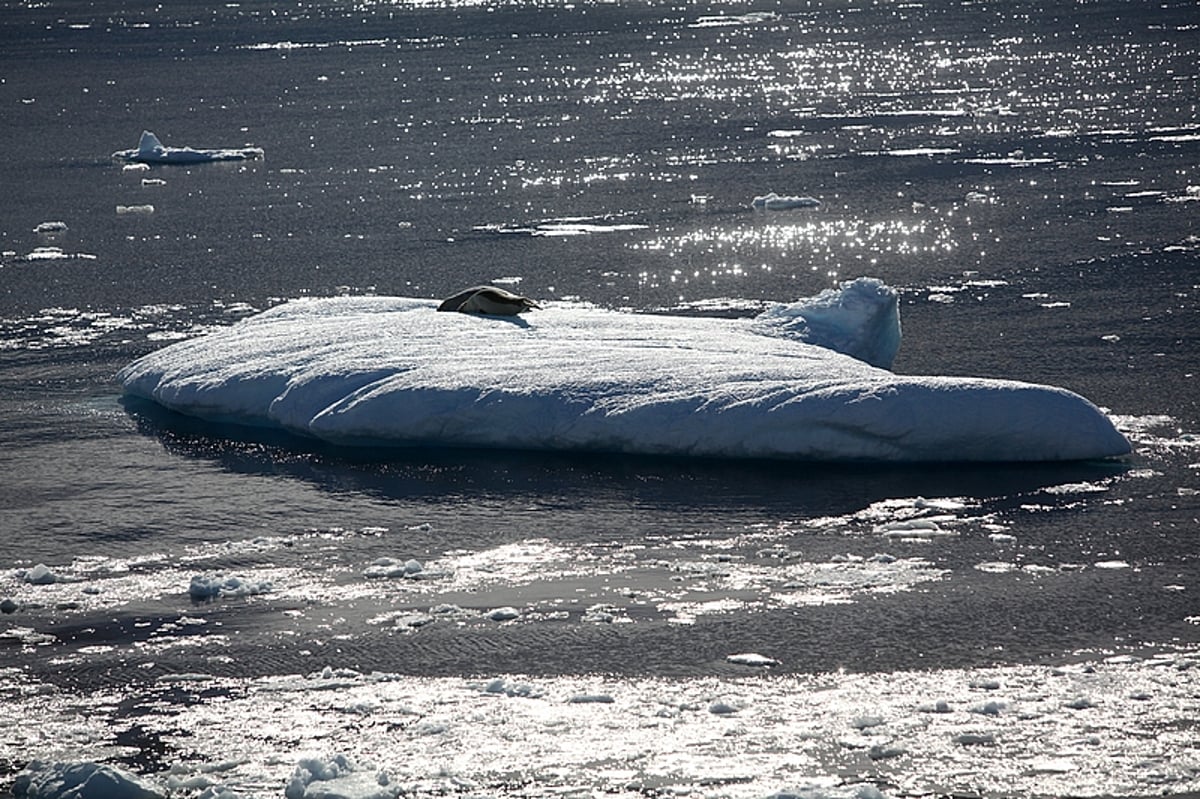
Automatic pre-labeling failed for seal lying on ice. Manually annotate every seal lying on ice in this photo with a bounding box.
[437,286,541,315]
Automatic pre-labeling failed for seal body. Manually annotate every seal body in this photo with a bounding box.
[438,286,540,315]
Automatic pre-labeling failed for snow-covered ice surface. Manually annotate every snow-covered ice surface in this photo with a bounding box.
[116,279,1129,462]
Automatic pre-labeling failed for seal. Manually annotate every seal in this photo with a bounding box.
[437,286,541,315]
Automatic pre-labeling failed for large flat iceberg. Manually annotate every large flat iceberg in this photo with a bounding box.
[117,279,1130,462]
[112,130,264,164]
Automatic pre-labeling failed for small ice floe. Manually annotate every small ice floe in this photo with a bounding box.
[141,178,167,186]
[970,678,1002,690]
[875,518,955,539]
[582,604,620,623]
[917,699,953,713]
[726,652,779,667]
[709,700,741,715]
[568,693,614,704]
[954,731,996,746]
[113,130,264,164]
[0,626,56,646]
[21,247,97,262]
[970,700,1007,716]
[285,754,399,799]
[12,760,167,799]
[1094,560,1131,570]
[751,192,822,210]
[33,221,68,234]
[485,606,521,622]
[116,204,155,215]
[851,715,885,730]
[477,678,543,698]
[187,573,272,600]
[1064,696,1097,710]
[868,743,908,760]
[21,563,60,585]
[363,557,425,579]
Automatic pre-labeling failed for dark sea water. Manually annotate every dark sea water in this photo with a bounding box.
[1,1,1198,796]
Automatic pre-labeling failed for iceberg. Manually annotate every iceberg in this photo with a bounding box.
[117,278,1131,462]
[112,130,263,164]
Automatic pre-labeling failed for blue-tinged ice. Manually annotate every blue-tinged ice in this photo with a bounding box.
[117,279,1131,462]
[112,130,263,164]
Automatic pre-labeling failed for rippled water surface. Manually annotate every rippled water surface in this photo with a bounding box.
[1,0,1198,796]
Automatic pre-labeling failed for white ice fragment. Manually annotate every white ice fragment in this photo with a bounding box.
[478,678,542,698]
[751,192,822,210]
[485,606,521,622]
[709,700,740,715]
[12,760,166,799]
[970,678,1002,690]
[285,754,399,799]
[988,533,1017,544]
[568,694,614,704]
[877,519,955,539]
[363,558,424,579]
[954,732,996,745]
[1094,560,1130,570]
[188,573,272,599]
[868,743,907,760]
[917,699,952,713]
[726,652,779,667]
[970,700,1006,716]
[34,221,68,234]
[116,204,155,215]
[23,564,59,585]
[1064,696,1097,709]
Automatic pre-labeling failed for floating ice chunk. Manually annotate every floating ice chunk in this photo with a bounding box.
[877,519,955,539]
[23,563,59,585]
[363,558,424,579]
[12,760,165,799]
[568,693,614,704]
[22,247,98,262]
[188,573,272,599]
[116,204,155,215]
[709,700,740,715]
[485,606,521,621]
[1064,696,1097,709]
[478,678,542,698]
[751,192,822,210]
[954,732,996,745]
[112,130,263,165]
[116,282,1131,463]
[285,755,398,799]
[1095,560,1130,570]
[917,699,952,713]
[970,700,1007,716]
[726,652,779,667]
[34,221,68,234]
[0,627,56,646]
